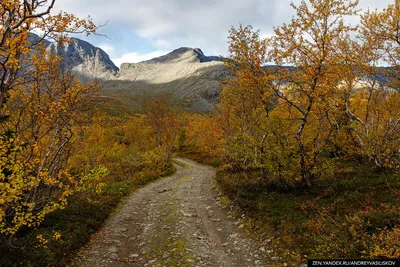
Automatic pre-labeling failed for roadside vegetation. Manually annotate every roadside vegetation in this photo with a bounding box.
[0,2,181,265]
[0,96,179,266]
[182,0,400,262]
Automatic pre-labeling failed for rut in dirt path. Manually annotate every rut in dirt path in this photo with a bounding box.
[71,158,271,267]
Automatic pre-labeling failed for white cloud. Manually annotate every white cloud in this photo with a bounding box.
[113,50,169,67]
[53,0,394,58]
[154,39,171,49]
[98,43,115,54]
[53,0,281,56]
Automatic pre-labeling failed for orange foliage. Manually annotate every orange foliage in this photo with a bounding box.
[184,114,224,159]
[215,0,400,187]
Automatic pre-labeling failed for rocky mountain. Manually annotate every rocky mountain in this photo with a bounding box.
[47,38,119,79]
[28,33,119,79]
[26,36,393,112]
[28,34,229,111]
[102,47,230,111]
[27,33,51,47]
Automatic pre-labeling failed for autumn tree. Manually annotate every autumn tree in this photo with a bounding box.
[144,97,185,166]
[361,0,400,91]
[220,1,360,186]
[0,0,96,119]
[269,0,359,186]
[184,113,224,160]
[0,0,104,247]
[220,25,277,174]
[334,0,400,168]
[0,62,107,243]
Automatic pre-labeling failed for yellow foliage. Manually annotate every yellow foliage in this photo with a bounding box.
[0,0,101,243]
[369,226,400,258]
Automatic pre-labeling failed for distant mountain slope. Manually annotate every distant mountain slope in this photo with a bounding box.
[28,33,119,79]
[26,35,395,112]
[103,47,230,111]
[47,38,119,79]
[27,35,229,111]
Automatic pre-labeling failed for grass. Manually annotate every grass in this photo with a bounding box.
[148,233,196,267]
[0,165,176,267]
[216,162,400,263]
[146,174,196,267]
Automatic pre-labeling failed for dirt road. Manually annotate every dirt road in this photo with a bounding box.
[71,158,269,267]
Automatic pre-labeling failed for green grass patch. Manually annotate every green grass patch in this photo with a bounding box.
[145,174,196,266]
[147,232,196,267]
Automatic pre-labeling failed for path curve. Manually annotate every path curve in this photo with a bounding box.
[71,158,269,267]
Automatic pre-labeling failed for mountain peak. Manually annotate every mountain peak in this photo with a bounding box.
[46,37,119,79]
[159,47,222,63]
[120,47,222,70]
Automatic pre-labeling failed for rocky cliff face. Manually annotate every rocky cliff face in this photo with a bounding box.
[47,38,119,79]
[28,34,119,79]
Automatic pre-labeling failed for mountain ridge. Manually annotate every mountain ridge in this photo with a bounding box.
[28,34,229,111]
[107,47,229,111]
[119,47,223,70]
[28,33,119,79]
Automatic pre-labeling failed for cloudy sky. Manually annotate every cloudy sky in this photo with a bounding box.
[53,0,393,67]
